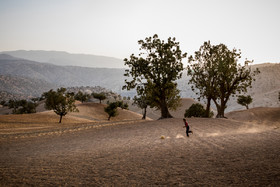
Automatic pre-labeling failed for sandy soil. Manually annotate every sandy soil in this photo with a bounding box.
[1,107,280,186]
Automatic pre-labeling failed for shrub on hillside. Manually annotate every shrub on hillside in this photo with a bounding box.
[116,101,129,110]
[237,95,252,109]
[184,103,213,118]
[8,99,38,114]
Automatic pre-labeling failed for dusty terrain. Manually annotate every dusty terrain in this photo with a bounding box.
[128,98,199,120]
[0,104,280,186]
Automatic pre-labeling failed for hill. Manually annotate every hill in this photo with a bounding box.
[226,107,280,125]
[0,101,146,135]
[225,63,280,112]
[0,75,56,100]
[0,50,125,68]
[0,54,125,97]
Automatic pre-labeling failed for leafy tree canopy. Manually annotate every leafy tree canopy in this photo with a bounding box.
[92,92,107,103]
[123,34,186,119]
[188,41,259,118]
[43,87,78,123]
[75,91,90,103]
[104,102,118,120]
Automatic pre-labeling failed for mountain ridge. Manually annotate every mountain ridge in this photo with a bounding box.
[0,50,125,68]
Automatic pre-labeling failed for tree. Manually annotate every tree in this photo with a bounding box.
[93,92,107,103]
[237,95,253,109]
[75,91,90,103]
[104,102,118,120]
[123,34,186,119]
[132,85,153,120]
[43,88,78,123]
[188,41,259,118]
[187,41,216,117]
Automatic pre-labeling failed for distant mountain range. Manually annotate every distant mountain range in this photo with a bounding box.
[0,52,279,112]
[0,50,125,68]
[0,54,126,100]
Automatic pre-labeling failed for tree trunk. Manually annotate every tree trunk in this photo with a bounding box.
[246,105,249,110]
[216,107,225,118]
[160,103,173,119]
[142,107,147,120]
[59,114,63,123]
[213,99,226,118]
[216,102,226,118]
[204,97,211,117]
[108,116,111,121]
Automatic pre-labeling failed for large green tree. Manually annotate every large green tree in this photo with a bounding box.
[43,88,78,123]
[187,41,216,117]
[188,41,259,118]
[123,34,186,119]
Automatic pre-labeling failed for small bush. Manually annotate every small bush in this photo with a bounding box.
[237,95,252,109]
[184,103,207,118]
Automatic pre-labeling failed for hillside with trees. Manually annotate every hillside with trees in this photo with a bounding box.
[0,54,125,97]
[0,54,279,113]
[0,75,56,101]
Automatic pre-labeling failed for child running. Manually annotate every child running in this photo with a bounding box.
[183,118,193,137]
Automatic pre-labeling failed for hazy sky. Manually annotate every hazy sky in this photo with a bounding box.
[0,0,279,64]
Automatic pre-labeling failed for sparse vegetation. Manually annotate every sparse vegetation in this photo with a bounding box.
[237,95,253,109]
[8,99,38,114]
[123,34,186,119]
[188,41,260,118]
[43,88,79,123]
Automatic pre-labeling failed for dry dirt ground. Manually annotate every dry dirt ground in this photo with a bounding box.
[0,107,280,186]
